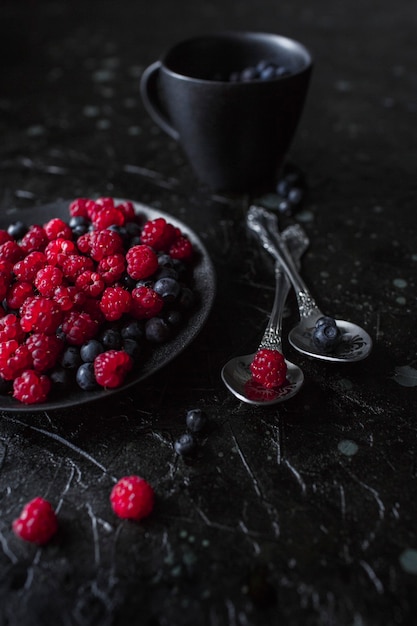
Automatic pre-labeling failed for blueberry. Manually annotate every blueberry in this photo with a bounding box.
[177,287,195,311]
[277,199,292,215]
[287,187,304,206]
[0,376,12,394]
[49,366,73,392]
[125,221,141,238]
[80,339,104,362]
[260,65,277,80]
[145,317,171,343]
[154,267,179,281]
[76,363,99,391]
[276,178,291,197]
[158,253,174,269]
[7,221,28,240]
[312,319,341,352]
[315,316,338,328]
[69,216,88,229]
[122,338,140,359]
[165,309,182,327]
[275,65,290,77]
[120,274,137,291]
[153,277,181,302]
[121,319,143,341]
[60,346,82,369]
[99,328,122,350]
[240,66,258,81]
[185,408,208,433]
[174,432,197,456]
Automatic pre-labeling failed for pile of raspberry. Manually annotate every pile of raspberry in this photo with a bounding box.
[0,197,195,404]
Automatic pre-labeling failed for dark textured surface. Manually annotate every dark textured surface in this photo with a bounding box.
[1,1,417,625]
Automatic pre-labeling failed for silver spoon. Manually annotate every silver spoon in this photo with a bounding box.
[221,224,308,405]
[247,206,373,362]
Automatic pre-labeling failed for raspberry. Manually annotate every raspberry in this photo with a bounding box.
[0,272,12,300]
[250,348,287,389]
[52,285,78,311]
[62,254,94,281]
[76,296,104,324]
[12,497,58,544]
[0,230,12,245]
[13,251,47,282]
[75,232,92,255]
[169,235,193,261]
[75,270,105,297]
[43,218,72,241]
[0,314,25,343]
[110,475,154,521]
[126,244,158,280]
[99,286,132,321]
[34,265,64,296]
[92,207,125,230]
[6,281,34,310]
[94,349,133,388]
[140,218,176,251]
[0,240,24,263]
[0,340,33,380]
[131,286,164,319]
[61,310,99,345]
[90,229,124,261]
[20,296,63,334]
[26,333,64,372]
[19,225,48,253]
[69,197,95,219]
[0,259,13,274]
[44,238,77,266]
[116,200,136,222]
[96,253,126,284]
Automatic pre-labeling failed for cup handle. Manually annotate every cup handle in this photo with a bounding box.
[140,62,179,141]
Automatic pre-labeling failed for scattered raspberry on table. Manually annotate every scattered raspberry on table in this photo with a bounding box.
[12,497,58,544]
[110,475,155,521]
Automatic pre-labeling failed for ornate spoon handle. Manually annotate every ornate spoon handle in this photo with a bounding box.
[247,205,322,322]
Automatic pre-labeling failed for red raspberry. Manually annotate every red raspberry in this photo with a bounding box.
[13,369,51,404]
[0,258,13,274]
[94,349,133,388]
[0,272,12,300]
[250,348,287,389]
[77,296,104,323]
[0,230,12,245]
[69,197,95,219]
[13,251,47,282]
[6,281,34,310]
[19,225,48,253]
[97,253,126,284]
[169,235,193,261]
[92,207,125,230]
[52,285,78,311]
[34,265,64,296]
[99,286,132,321]
[0,240,24,263]
[140,218,176,251]
[75,270,105,297]
[0,340,33,380]
[12,497,58,544]
[20,296,63,334]
[0,314,25,343]
[110,475,154,521]
[61,310,99,345]
[26,333,64,372]
[126,244,158,280]
[131,286,163,319]
[43,218,72,241]
[62,254,95,281]
[116,200,136,222]
[95,197,115,210]
[44,238,77,266]
[90,229,124,261]
[76,232,92,255]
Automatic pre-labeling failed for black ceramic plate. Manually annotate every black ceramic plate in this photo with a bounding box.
[0,199,216,412]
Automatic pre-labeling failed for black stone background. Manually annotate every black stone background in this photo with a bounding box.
[1,1,417,625]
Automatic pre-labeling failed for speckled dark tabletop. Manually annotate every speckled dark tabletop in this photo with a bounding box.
[1,1,417,625]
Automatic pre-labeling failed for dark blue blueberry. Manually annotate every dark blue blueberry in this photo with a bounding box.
[129,235,141,248]
[240,66,258,81]
[312,318,341,352]
[80,339,104,362]
[174,432,197,456]
[277,199,292,215]
[99,328,122,350]
[60,346,82,369]
[185,408,208,433]
[153,277,181,302]
[275,65,290,77]
[256,59,270,73]
[0,376,12,394]
[108,225,128,242]
[145,317,171,343]
[154,267,179,281]
[177,287,195,311]
[49,366,73,392]
[69,216,89,229]
[7,221,28,240]
[287,187,304,206]
[276,178,291,197]
[260,64,278,80]
[315,316,338,328]
[76,363,99,391]
[120,274,137,290]
[158,253,174,269]
[165,309,182,327]
[125,221,141,238]
[121,319,144,341]
[122,338,140,359]
[135,279,154,289]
